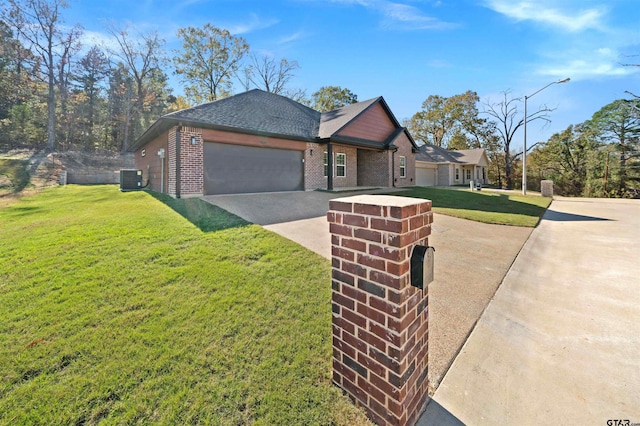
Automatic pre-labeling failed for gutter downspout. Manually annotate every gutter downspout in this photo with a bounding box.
[176,126,181,199]
[390,144,398,188]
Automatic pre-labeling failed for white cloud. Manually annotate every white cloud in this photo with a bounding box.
[380,2,458,30]
[426,59,451,68]
[222,14,279,35]
[324,0,457,30]
[536,47,635,80]
[79,29,121,52]
[278,31,307,45]
[484,0,606,32]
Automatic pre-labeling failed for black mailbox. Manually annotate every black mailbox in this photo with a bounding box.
[410,245,435,290]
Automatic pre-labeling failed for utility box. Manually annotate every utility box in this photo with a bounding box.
[120,169,142,191]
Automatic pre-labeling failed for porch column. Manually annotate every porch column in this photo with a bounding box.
[327,142,334,191]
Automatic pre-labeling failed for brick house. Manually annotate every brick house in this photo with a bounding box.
[130,89,418,197]
[415,144,489,187]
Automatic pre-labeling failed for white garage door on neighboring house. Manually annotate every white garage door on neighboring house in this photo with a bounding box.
[203,142,304,195]
[416,165,436,186]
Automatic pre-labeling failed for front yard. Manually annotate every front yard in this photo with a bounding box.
[0,185,368,425]
[395,187,552,227]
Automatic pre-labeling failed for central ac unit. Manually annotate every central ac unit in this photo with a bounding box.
[120,169,142,191]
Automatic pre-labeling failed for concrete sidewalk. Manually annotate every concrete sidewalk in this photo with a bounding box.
[419,198,640,425]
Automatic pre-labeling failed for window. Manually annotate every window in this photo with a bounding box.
[466,169,471,180]
[336,153,346,177]
[455,168,460,180]
[399,156,406,178]
[323,152,328,177]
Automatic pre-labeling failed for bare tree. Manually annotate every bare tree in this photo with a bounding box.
[483,90,555,189]
[3,0,82,150]
[245,53,299,94]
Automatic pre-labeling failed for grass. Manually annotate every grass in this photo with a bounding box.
[0,159,31,195]
[394,187,552,227]
[0,185,369,425]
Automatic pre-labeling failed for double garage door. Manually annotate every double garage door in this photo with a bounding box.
[204,142,304,195]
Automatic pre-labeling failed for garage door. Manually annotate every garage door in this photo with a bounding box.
[416,167,436,186]
[204,142,304,195]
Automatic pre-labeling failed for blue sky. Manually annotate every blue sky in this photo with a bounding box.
[68,0,639,147]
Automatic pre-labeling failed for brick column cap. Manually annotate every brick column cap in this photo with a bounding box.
[330,195,430,209]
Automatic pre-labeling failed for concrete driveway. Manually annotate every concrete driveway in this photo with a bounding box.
[202,190,533,396]
[419,197,640,425]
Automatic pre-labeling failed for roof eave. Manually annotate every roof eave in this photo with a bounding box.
[129,117,318,152]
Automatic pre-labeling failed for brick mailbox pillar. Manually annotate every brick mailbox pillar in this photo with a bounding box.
[328,194,432,426]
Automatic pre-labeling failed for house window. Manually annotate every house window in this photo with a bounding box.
[399,156,406,178]
[336,153,346,177]
[455,168,460,180]
[466,169,471,181]
[323,152,328,177]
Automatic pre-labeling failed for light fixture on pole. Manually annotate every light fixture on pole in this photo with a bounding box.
[522,77,570,195]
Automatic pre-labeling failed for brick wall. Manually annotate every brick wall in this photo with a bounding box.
[305,142,325,190]
[165,126,203,198]
[168,127,177,197]
[393,134,415,188]
[134,131,168,192]
[304,143,358,190]
[179,127,204,197]
[358,150,390,187]
[328,195,432,426]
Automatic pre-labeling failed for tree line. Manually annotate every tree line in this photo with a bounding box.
[404,90,639,198]
[1,0,638,197]
[0,0,357,154]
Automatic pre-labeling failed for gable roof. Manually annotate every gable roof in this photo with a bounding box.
[417,144,487,165]
[318,97,381,139]
[131,89,418,152]
[452,149,486,164]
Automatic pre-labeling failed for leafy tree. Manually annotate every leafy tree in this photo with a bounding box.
[75,46,110,148]
[244,54,299,95]
[174,24,249,103]
[528,124,601,196]
[407,91,486,148]
[311,86,357,112]
[483,90,555,189]
[107,24,166,150]
[3,0,83,150]
[585,99,640,197]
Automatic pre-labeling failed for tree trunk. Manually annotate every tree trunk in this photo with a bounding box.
[47,51,56,151]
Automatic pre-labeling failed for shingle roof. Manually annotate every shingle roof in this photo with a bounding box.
[131,89,416,152]
[164,89,320,139]
[416,145,486,165]
[416,144,462,163]
[318,97,381,139]
[451,149,485,164]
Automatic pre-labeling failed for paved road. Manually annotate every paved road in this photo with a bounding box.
[419,197,640,425]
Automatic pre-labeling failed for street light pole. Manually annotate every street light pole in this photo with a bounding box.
[522,77,570,195]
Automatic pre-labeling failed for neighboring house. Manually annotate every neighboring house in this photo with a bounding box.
[415,144,489,187]
[130,89,418,197]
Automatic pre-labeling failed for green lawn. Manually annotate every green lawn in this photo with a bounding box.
[394,187,552,227]
[0,185,368,425]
